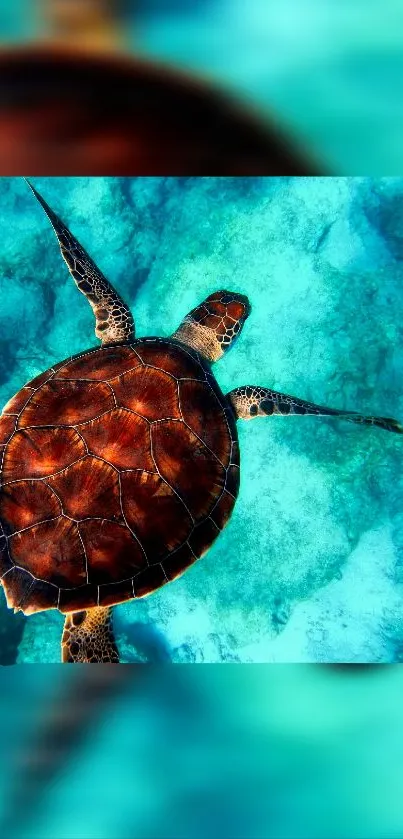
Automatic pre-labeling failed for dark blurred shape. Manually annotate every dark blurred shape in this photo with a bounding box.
[0,45,323,175]
[1,667,137,838]
[329,663,385,674]
[1,664,205,839]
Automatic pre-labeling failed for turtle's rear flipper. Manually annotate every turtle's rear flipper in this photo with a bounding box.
[227,386,403,434]
[62,607,120,663]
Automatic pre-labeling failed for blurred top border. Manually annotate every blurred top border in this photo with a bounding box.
[0,43,325,176]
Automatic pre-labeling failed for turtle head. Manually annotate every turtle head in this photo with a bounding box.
[172,290,251,363]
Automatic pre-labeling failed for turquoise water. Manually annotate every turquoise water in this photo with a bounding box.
[1,175,403,664]
[2,666,403,839]
[137,0,403,174]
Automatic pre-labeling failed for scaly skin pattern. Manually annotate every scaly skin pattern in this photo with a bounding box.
[62,607,119,663]
[25,181,135,344]
[227,385,403,433]
[172,290,251,362]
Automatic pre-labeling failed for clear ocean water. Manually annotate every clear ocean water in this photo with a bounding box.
[0,175,402,665]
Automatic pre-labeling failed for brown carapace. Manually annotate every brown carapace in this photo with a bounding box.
[0,339,239,619]
[0,181,401,663]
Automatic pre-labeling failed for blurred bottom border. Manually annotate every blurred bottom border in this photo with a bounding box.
[0,664,401,839]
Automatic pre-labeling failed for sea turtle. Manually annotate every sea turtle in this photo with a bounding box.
[0,181,401,664]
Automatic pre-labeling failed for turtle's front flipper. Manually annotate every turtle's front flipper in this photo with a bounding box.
[227,386,403,434]
[25,179,135,345]
[62,607,120,663]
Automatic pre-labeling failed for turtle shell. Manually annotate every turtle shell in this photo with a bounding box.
[0,340,239,615]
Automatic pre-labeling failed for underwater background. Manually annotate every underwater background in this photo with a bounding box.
[0,175,402,665]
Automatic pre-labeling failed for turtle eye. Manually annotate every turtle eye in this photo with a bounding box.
[249,404,258,416]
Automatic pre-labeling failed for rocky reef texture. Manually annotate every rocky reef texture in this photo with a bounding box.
[0,176,402,663]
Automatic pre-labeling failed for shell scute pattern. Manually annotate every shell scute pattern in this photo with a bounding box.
[0,340,238,614]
